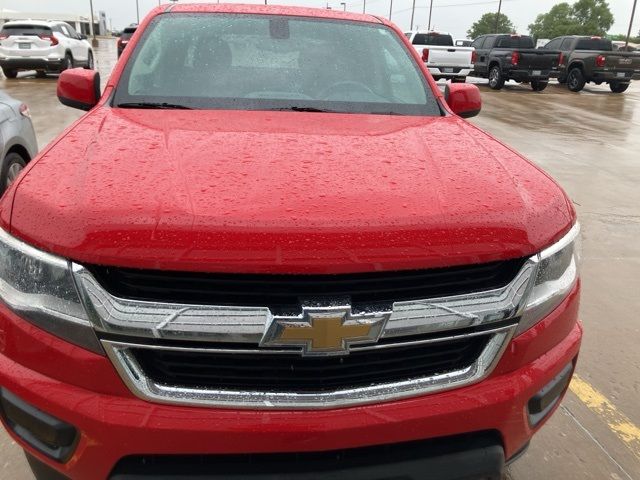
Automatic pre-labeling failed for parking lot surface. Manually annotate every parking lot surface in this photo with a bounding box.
[1,39,639,479]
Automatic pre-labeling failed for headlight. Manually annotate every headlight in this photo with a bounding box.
[0,228,101,353]
[517,223,581,335]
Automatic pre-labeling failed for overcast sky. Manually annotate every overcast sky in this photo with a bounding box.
[0,0,638,39]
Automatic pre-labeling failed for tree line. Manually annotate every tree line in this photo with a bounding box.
[466,0,636,42]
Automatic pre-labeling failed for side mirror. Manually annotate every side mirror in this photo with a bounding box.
[444,83,481,118]
[57,68,101,111]
[79,33,88,40]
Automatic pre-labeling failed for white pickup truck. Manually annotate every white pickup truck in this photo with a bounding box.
[404,31,475,82]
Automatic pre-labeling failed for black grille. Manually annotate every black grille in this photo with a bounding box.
[133,335,489,393]
[87,259,524,314]
[108,433,504,479]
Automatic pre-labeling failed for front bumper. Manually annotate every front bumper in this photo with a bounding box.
[0,57,63,72]
[0,287,581,480]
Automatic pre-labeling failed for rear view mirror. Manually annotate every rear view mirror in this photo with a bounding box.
[57,68,101,111]
[444,83,482,118]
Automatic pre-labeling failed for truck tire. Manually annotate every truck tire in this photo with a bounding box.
[567,68,586,92]
[488,65,505,90]
[0,152,27,195]
[2,67,17,79]
[531,80,548,92]
[609,81,629,93]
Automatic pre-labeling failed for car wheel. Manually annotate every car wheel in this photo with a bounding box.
[0,152,27,195]
[85,51,95,70]
[60,53,74,73]
[2,68,18,79]
[567,68,585,92]
[488,66,505,90]
[609,81,629,93]
[530,80,548,92]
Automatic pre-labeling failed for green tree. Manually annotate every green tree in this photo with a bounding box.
[572,0,614,35]
[528,0,614,39]
[467,13,515,39]
[529,3,575,39]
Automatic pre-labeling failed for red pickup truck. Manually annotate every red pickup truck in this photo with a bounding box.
[0,5,581,480]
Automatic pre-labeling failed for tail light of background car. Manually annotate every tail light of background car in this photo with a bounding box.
[511,51,520,66]
[471,50,478,64]
[0,34,7,41]
[595,55,606,67]
[39,34,59,46]
[422,48,430,62]
[558,52,565,66]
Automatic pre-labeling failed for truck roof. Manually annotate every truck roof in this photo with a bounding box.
[165,3,383,24]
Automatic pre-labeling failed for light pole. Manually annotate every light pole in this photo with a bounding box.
[89,0,95,39]
[494,0,502,33]
[388,0,393,20]
[410,0,416,31]
[363,0,366,14]
[625,0,638,48]
[427,0,433,31]
[136,0,140,24]
[340,2,346,10]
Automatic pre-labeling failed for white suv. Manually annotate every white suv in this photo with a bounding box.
[0,20,94,78]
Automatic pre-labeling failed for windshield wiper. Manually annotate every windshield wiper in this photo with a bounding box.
[116,102,193,110]
[266,106,337,113]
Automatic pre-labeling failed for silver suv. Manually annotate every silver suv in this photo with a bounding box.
[0,92,38,194]
[0,20,94,78]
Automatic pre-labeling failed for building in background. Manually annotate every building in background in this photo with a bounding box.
[0,8,105,36]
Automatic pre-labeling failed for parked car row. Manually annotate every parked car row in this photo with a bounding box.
[406,31,640,93]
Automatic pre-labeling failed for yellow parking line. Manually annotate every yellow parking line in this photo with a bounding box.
[570,375,640,460]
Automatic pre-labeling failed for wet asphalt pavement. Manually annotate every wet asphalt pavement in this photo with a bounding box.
[1,39,639,479]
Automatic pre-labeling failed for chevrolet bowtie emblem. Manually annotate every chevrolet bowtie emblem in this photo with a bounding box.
[260,307,391,356]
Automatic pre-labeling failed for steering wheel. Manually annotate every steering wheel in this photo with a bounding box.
[318,81,376,100]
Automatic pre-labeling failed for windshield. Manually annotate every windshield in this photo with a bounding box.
[113,14,440,116]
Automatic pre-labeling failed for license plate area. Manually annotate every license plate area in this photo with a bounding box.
[532,70,542,76]
[18,43,31,49]
[443,67,454,73]
[616,72,627,78]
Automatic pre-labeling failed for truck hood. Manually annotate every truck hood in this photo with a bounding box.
[6,108,573,274]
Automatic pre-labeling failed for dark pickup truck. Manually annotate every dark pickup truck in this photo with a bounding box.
[542,36,640,93]
[470,34,560,91]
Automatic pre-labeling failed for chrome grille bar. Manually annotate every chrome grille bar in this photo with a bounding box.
[73,259,535,343]
[102,325,515,410]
